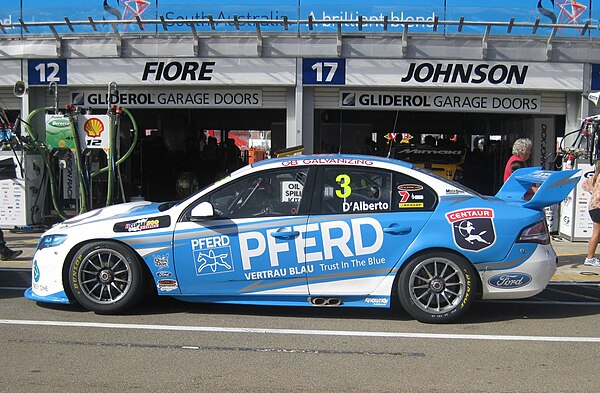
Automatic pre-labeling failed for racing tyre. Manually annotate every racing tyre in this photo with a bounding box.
[398,252,475,323]
[69,241,145,314]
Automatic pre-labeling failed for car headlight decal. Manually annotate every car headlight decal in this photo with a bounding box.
[37,234,68,250]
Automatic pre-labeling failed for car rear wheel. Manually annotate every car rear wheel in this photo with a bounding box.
[398,252,475,323]
[69,241,145,314]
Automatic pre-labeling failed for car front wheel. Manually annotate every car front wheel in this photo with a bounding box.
[68,241,145,314]
[398,252,475,323]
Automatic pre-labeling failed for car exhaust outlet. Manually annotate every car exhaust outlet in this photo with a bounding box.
[309,297,341,306]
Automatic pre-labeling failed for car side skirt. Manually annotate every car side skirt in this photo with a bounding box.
[172,294,392,308]
[24,287,72,304]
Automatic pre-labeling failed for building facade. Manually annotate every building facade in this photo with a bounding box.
[1,1,599,202]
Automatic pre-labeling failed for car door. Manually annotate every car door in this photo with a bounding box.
[306,165,437,295]
[173,166,313,296]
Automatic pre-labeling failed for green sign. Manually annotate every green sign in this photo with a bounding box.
[45,114,75,149]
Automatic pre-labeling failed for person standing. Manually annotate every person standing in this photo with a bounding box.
[223,138,243,174]
[0,229,22,260]
[582,161,600,266]
[503,137,533,182]
[360,137,377,155]
[503,137,537,200]
[203,136,220,183]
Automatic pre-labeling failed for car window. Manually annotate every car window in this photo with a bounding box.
[320,167,392,214]
[412,165,481,197]
[206,168,308,218]
[392,172,438,211]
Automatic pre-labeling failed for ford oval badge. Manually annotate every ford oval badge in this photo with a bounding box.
[488,273,532,289]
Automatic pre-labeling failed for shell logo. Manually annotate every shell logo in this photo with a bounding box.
[83,118,105,137]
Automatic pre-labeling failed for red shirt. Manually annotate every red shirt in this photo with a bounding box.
[503,155,525,183]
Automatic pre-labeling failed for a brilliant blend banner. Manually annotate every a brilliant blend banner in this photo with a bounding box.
[0,1,596,35]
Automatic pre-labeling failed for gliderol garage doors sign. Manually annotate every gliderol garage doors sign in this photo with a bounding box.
[340,91,541,113]
[329,59,583,113]
[71,89,263,108]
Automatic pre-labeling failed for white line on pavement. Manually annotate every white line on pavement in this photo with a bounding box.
[1,319,599,343]
[0,268,30,273]
[487,300,600,306]
[548,282,600,286]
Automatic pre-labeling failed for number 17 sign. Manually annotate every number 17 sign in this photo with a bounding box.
[302,58,345,85]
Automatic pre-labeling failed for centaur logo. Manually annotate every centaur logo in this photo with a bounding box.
[400,62,528,85]
[446,208,496,251]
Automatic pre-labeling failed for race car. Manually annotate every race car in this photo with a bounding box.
[394,144,466,182]
[25,154,579,323]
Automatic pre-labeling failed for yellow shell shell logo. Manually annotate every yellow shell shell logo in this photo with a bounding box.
[83,118,105,137]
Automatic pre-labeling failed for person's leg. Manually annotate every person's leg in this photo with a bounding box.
[587,221,600,259]
[584,209,600,265]
[0,229,22,260]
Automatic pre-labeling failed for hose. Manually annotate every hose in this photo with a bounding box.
[106,111,116,206]
[24,106,139,218]
[90,107,138,204]
[67,113,88,214]
[25,107,69,220]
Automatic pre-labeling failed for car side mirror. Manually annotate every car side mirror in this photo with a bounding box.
[190,201,214,220]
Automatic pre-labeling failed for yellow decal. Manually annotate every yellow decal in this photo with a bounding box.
[335,174,352,198]
[398,202,424,208]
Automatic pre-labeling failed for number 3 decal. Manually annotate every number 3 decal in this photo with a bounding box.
[335,174,351,198]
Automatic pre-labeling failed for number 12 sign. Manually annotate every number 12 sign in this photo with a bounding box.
[28,59,68,85]
[302,58,345,85]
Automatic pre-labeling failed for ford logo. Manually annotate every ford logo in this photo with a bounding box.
[488,273,532,288]
[156,271,173,278]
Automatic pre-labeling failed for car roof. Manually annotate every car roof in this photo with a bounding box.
[252,154,413,170]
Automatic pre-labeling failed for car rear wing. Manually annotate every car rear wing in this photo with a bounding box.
[495,167,581,210]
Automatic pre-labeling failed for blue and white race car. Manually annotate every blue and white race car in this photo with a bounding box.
[25,154,579,323]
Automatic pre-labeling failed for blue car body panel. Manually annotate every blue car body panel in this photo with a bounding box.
[24,154,580,313]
